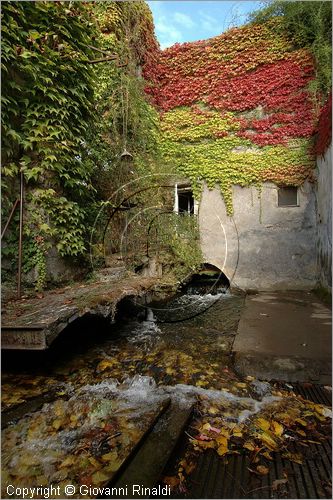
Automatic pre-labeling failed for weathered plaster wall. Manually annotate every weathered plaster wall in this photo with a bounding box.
[315,143,332,291]
[198,181,317,291]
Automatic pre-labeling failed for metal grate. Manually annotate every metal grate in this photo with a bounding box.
[160,384,332,499]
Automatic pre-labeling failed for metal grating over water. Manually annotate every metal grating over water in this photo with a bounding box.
[176,384,332,499]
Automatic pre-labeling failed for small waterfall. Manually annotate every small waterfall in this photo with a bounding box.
[145,308,155,322]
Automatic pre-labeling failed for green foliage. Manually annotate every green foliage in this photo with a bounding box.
[1,1,168,290]
[160,108,314,214]
[248,1,332,97]
[1,1,97,288]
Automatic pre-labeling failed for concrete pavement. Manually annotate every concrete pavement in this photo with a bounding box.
[233,291,332,383]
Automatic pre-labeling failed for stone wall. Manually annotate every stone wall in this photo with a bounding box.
[315,143,332,291]
[198,181,317,291]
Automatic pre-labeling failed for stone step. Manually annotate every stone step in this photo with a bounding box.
[107,398,194,499]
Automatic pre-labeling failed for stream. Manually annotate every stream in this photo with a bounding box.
[2,289,331,499]
[2,290,246,414]
[1,289,248,497]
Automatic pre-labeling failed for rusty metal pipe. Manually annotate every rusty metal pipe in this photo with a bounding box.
[17,171,24,299]
[1,198,19,240]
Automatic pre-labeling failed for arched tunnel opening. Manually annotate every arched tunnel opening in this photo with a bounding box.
[182,263,230,295]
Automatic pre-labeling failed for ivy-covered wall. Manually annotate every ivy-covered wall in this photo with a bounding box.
[1,1,162,289]
[145,19,318,215]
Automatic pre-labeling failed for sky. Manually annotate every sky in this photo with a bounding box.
[147,1,263,49]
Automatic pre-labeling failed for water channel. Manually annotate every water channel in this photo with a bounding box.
[2,288,330,498]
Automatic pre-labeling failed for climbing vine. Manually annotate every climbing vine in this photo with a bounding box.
[146,19,318,214]
[1,1,162,288]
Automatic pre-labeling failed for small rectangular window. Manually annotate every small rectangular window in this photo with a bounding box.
[278,186,298,207]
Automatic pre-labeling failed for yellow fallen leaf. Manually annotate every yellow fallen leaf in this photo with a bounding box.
[243,442,256,451]
[202,423,211,431]
[282,452,303,465]
[208,407,218,415]
[216,436,228,447]
[295,418,307,427]
[236,382,247,388]
[52,419,63,431]
[217,444,228,456]
[258,431,278,450]
[101,451,118,462]
[256,418,270,431]
[104,459,122,472]
[257,465,269,475]
[271,421,283,437]
[195,440,215,449]
[89,456,102,468]
[59,456,76,468]
[92,470,110,484]
[262,451,273,460]
[96,359,114,372]
[296,429,306,437]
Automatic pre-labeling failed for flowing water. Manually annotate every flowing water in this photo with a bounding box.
[3,290,330,499]
[2,290,246,408]
[1,290,249,496]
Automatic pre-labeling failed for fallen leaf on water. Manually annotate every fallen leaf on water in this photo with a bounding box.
[101,451,118,462]
[52,419,63,431]
[262,451,273,460]
[256,418,270,431]
[295,418,307,427]
[59,456,76,468]
[256,465,269,475]
[96,359,115,372]
[271,420,284,437]
[243,441,256,451]
[92,470,110,485]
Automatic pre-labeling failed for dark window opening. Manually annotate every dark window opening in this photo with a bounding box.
[278,186,298,207]
[178,190,194,214]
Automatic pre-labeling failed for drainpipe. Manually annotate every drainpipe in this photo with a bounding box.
[173,183,178,213]
[17,170,24,299]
